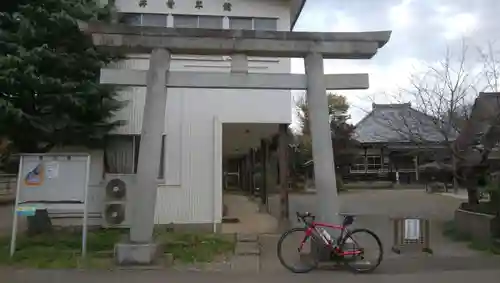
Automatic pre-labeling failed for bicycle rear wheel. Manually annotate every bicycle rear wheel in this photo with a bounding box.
[277,227,319,273]
[339,228,383,273]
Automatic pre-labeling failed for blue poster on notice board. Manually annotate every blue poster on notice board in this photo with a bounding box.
[24,163,44,187]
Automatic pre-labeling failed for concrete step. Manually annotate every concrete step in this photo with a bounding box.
[222,217,240,223]
[235,241,260,256]
[230,233,261,272]
[236,233,258,242]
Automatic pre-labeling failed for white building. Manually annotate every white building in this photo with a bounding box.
[74,0,307,231]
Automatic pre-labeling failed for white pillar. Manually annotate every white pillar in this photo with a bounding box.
[130,48,171,243]
[223,16,230,29]
[304,52,339,224]
[231,54,248,73]
[167,14,174,27]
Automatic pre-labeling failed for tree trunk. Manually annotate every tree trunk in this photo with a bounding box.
[452,168,458,194]
[467,185,480,206]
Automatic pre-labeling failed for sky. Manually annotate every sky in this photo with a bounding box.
[290,0,500,125]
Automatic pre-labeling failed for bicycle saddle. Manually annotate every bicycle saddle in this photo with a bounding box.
[343,215,355,226]
[295,211,316,221]
[296,211,314,218]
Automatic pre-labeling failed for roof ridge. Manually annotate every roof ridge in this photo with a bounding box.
[372,103,411,109]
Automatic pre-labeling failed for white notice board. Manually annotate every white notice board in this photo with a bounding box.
[18,154,90,203]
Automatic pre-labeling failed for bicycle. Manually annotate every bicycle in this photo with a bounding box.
[277,211,383,273]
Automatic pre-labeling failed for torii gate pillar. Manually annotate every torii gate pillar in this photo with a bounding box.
[130,48,170,243]
[305,53,339,225]
[115,48,171,265]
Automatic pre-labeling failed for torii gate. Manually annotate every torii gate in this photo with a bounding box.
[81,22,391,264]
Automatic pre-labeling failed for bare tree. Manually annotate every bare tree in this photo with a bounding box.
[477,40,500,92]
[401,42,477,140]
[369,40,500,197]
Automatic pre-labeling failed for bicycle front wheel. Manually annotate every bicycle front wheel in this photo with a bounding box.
[277,227,319,273]
[340,228,383,273]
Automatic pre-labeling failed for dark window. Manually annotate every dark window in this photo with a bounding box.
[133,135,166,179]
[229,17,253,30]
[229,17,278,31]
[142,14,167,27]
[173,15,198,28]
[105,134,165,179]
[254,17,278,31]
[366,156,382,170]
[119,13,168,27]
[174,15,224,29]
[120,13,142,26]
[198,15,223,29]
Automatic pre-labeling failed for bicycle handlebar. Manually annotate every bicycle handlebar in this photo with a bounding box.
[296,212,355,226]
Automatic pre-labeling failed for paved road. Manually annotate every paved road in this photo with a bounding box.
[2,268,500,283]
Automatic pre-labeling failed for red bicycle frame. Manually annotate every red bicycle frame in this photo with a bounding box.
[298,221,362,257]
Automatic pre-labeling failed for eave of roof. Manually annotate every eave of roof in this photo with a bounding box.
[291,0,307,30]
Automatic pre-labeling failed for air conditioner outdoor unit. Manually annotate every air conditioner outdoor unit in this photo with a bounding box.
[101,174,135,228]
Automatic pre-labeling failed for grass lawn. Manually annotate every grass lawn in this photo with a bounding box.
[0,228,235,269]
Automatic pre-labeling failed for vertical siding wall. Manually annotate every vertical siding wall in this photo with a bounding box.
[112,0,293,225]
[154,88,292,225]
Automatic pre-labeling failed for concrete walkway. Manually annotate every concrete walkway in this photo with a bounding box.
[222,193,278,234]
[439,190,469,200]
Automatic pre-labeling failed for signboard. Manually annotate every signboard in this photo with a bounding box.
[10,153,91,258]
[404,219,420,241]
[17,155,89,203]
[391,217,433,254]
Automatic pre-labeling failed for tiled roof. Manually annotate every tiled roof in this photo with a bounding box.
[353,103,457,143]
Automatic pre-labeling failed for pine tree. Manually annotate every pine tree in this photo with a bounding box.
[295,93,358,167]
[293,93,359,190]
[0,0,125,153]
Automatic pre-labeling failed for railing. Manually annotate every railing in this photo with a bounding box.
[349,167,391,174]
[0,174,17,194]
